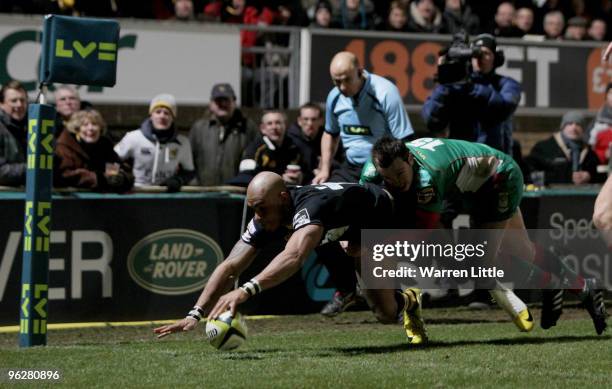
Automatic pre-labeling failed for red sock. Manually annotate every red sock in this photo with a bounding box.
[535,271,553,288]
[568,275,585,295]
[532,245,548,268]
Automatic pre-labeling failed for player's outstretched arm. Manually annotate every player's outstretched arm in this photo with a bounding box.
[207,224,324,319]
[251,224,323,290]
[153,240,257,338]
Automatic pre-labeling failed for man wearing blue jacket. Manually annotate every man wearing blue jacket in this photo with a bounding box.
[422,34,521,155]
[421,34,521,308]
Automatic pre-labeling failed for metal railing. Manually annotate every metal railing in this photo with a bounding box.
[239,25,301,109]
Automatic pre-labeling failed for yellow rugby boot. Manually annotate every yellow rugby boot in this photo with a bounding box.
[489,288,534,332]
[402,288,428,345]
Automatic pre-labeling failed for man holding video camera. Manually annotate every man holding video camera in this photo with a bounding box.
[422,33,521,308]
[422,33,521,155]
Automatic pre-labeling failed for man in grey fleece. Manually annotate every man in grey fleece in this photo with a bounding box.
[189,83,258,186]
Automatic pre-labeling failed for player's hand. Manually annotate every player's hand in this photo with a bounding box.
[312,170,329,184]
[602,42,612,62]
[153,317,198,339]
[282,170,303,185]
[572,171,591,185]
[207,289,249,321]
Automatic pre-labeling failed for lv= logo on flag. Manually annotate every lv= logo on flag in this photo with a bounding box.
[55,39,117,61]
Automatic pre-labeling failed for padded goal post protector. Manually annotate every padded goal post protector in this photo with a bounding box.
[19,103,56,347]
[39,14,119,87]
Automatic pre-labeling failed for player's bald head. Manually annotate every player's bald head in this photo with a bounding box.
[330,51,359,75]
[247,172,287,204]
[329,52,364,97]
[247,172,290,231]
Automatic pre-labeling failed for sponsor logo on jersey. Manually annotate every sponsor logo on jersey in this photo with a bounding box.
[342,125,372,136]
[293,208,311,229]
[241,220,257,243]
[247,220,257,234]
[169,148,178,160]
[140,147,152,155]
[127,229,223,295]
[417,187,435,204]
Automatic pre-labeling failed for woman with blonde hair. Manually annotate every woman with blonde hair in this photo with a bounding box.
[54,109,133,192]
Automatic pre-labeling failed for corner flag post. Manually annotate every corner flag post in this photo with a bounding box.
[18,95,56,347]
[18,14,119,347]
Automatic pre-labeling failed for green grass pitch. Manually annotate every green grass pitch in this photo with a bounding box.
[0,307,610,388]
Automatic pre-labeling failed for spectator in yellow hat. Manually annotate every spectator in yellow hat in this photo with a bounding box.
[115,93,195,192]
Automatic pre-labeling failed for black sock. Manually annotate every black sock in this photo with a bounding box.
[394,289,416,316]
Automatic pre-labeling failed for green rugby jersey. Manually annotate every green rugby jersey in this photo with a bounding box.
[361,138,519,213]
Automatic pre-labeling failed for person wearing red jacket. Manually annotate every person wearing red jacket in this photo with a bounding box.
[203,0,275,66]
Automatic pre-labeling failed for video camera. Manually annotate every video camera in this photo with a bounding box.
[436,31,483,84]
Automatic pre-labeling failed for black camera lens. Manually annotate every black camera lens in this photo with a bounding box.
[471,47,483,58]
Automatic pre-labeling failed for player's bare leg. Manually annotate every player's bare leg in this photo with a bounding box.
[588,174,612,334]
[594,175,612,247]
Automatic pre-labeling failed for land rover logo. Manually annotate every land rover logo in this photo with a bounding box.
[127,229,223,295]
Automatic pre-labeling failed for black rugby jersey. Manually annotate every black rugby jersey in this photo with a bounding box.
[241,183,392,248]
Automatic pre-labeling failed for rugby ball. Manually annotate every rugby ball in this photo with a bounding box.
[205,311,248,350]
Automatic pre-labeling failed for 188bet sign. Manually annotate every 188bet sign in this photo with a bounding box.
[308,31,611,110]
[344,39,442,103]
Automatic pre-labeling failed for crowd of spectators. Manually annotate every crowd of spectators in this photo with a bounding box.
[1,1,610,41]
[525,111,605,185]
[589,83,612,165]
[0,1,610,192]
[54,109,134,192]
[0,81,28,187]
[521,85,611,186]
[0,80,336,192]
[0,78,610,192]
